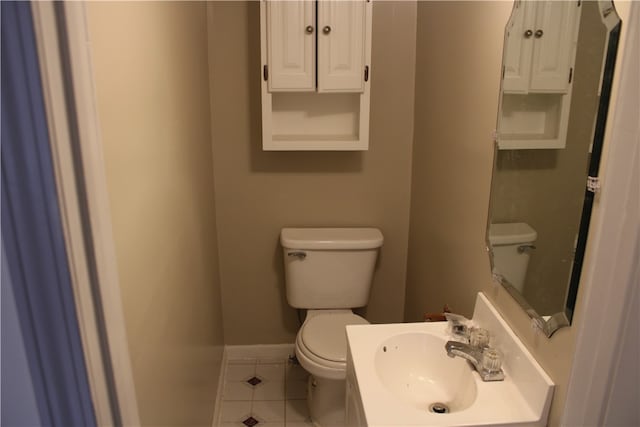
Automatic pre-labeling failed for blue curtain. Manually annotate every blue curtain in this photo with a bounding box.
[1,2,97,426]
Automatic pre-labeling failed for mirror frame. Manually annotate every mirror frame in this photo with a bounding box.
[488,0,622,337]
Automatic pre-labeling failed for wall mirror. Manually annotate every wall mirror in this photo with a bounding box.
[488,0,621,336]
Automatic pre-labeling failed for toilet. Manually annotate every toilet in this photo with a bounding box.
[488,222,537,293]
[280,227,384,427]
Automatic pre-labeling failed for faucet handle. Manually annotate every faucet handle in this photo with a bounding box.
[470,328,490,348]
[444,313,472,341]
[481,348,503,373]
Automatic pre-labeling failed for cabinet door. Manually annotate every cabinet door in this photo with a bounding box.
[502,1,535,93]
[529,1,580,92]
[345,379,365,427]
[317,0,366,93]
[266,0,315,92]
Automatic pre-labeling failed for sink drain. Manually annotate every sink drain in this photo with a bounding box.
[428,402,450,414]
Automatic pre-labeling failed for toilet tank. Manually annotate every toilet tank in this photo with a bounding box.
[280,228,384,309]
[488,223,537,293]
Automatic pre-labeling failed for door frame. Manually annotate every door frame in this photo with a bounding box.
[561,1,638,425]
[31,2,140,425]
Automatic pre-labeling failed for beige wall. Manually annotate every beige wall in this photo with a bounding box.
[406,2,584,426]
[208,1,417,344]
[490,1,607,314]
[406,1,510,320]
[87,2,224,426]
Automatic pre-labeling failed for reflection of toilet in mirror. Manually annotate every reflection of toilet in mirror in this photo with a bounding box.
[489,223,537,293]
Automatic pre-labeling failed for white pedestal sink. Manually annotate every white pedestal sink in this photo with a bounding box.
[345,293,554,427]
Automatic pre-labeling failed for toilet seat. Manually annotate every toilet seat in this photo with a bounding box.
[301,312,369,362]
[295,311,369,380]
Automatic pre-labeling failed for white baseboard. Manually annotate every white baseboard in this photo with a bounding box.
[224,343,296,362]
[211,348,227,427]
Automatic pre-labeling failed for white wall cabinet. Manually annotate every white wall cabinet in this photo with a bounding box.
[317,1,367,93]
[261,0,372,151]
[503,0,535,94]
[266,1,316,92]
[499,0,581,150]
[503,1,580,94]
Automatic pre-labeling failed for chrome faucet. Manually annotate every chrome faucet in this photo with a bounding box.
[445,340,505,382]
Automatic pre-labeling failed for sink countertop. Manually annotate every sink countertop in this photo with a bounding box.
[346,292,554,427]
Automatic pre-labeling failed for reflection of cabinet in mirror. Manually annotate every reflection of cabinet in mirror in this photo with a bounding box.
[260,0,372,151]
[499,1,581,149]
[489,0,622,336]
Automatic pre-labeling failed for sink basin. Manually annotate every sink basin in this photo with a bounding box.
[346,293,554,427]
[375,332,476,413]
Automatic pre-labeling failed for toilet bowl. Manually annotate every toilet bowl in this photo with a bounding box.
[280,227,383,427]
[295,310,369,427]
[296,310,369,380]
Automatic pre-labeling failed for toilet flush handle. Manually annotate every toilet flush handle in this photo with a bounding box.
[288,251,307,260]
[517,244,536,254]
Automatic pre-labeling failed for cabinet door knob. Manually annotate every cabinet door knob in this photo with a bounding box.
[305,25,314,34]
[322,25,332,34]
[535,29,544,38]
[524,29,533,38]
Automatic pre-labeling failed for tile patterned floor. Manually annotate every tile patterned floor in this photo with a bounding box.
[219,357,313,427]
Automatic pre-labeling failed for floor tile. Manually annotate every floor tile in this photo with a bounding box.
[240,415,263,427]
[219,355,316,427]
[220,401,252,422]
[285,363,309,381]
[285,399,310,422]
[252,400,285,422]
[246,376,265,387]
[253,380,286,401]
[256,363,285,382]
[285,379,307,400]
[223,381,254,401]
[226,363,257,381]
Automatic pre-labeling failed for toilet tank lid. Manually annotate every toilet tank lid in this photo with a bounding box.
[489,223,537,245]
[280,228,383,250]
